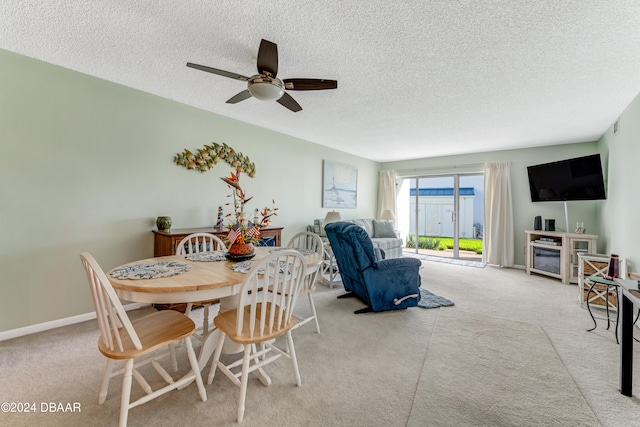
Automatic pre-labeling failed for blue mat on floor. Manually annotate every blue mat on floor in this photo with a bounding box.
[418,288,454,309]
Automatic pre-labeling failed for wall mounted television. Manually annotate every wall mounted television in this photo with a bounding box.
[527,154,606,202]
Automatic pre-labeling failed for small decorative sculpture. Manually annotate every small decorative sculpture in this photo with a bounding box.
[216,206,224,229]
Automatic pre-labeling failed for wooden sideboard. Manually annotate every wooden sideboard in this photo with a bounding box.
[153,227,283,257]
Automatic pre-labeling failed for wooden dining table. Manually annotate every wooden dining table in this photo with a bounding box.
[108,246,323,372]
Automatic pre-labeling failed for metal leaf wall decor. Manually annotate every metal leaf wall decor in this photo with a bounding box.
[173,142,256,177]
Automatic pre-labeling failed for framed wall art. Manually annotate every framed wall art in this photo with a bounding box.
[322,160,358,208]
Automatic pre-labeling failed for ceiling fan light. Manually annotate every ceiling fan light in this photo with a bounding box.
[248,81,284,101]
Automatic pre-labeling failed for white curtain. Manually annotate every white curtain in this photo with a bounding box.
[484,162,514,267]
[378,170,397,220]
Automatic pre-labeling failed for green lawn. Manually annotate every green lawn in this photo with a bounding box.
[405,234,483,254]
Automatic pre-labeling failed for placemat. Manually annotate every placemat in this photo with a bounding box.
[272,247,317,255]
[110,262,191,279]
[184,251,227,262]
[230,260,290,275]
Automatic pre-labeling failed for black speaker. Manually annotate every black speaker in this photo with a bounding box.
[545,219,555,231]
[534,216,542,230]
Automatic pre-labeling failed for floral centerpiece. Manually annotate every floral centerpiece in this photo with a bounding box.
[221,169,277,260]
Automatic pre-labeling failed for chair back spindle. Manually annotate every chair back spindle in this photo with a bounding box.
[81,252,142,352]
[175,232,227,339]
[284,231,324,333]
[177,232,227,255]
[236,250,306,339]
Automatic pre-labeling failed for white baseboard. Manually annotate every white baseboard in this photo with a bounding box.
[0,302,149,342]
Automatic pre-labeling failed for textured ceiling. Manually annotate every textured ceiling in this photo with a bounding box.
[3,1,640,162]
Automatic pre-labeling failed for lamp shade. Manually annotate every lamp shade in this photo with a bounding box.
[380,209,395,221]
[248,82,284,101]
[324,211,342,224]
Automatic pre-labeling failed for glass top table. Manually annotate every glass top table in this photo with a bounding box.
[586,275,620,343]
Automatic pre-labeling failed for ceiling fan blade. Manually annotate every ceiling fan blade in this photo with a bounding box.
[277,92,302,112]
[226,89,252,104]
[283,79,338,91]
[186,62,249,81]
[257,39,278,77]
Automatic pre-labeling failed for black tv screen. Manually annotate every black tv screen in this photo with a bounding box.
[527,154,606,202]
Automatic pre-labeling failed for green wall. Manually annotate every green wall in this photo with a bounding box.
[598,91,640,273]
[0,49,379,332]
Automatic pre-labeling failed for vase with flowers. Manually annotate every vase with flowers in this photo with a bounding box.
[221,169,278,261]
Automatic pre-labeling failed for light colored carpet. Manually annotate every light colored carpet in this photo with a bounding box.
[0,286,439,427]
[2,260,640,426]
[409,310,599,426]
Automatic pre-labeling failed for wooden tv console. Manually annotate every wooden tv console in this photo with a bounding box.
[525,230,597,284]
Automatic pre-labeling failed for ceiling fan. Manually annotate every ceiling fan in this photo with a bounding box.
[187,39,337,112]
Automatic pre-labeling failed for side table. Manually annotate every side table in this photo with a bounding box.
[320,243,340,288]
[586,275,620,343]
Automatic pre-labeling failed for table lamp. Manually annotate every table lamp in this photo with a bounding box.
[324,211,342,225]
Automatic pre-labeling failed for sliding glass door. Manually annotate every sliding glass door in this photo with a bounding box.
[401,173,484,261]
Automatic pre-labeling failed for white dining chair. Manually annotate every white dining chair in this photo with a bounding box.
[207,249,307,423]
[80,252,207,427]
[287,231,324,333]
[176,232,227,338]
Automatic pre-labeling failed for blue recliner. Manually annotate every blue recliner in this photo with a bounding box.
[325,222,421,313]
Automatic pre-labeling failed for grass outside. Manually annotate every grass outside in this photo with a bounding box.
[406,234,483,254]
